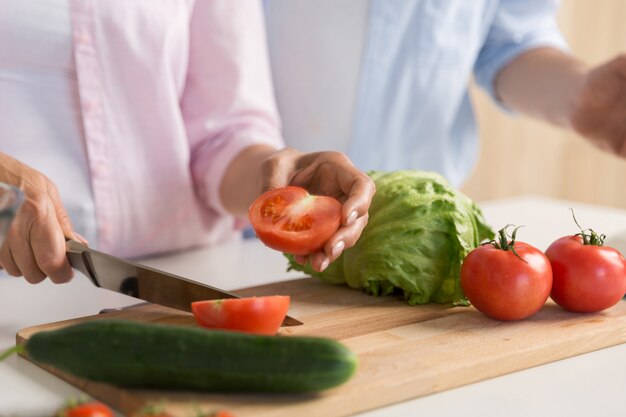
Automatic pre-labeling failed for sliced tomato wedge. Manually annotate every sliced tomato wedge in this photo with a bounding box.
[191,296,290,335]
[248,186,342,255]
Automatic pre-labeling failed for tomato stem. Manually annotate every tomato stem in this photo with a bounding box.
[485,224,527,262]
[569,208,605,246]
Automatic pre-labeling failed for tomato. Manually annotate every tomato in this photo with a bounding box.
[546,234,626,313]
[460,226,553,321]
[191,295,290,335]
[196,412,235,417]
[212,412,235,417]
[248,186,342,255]
[57,401,114,417]
[183,411,233,417]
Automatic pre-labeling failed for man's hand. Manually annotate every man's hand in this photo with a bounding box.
[497,49,626,156]
[0,153,79,283]
[569,55,626,155]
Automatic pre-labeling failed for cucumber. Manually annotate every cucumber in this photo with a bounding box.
[24,319,358,393]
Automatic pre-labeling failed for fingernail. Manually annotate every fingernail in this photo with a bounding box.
[346,211,358,225]
[73,232,89,246]
[319,258,330,272]
[331,241,345,258]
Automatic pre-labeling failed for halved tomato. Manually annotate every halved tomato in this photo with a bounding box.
[191,296,290,335]
[248,186,342,255]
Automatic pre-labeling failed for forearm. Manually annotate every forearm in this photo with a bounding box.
[495,48,587,128]
[219,144,279,217]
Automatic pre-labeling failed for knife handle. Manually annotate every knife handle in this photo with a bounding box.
[66,240,98,286]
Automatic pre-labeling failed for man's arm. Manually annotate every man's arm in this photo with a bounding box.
[496,48,626,155]
[495,48,585,128]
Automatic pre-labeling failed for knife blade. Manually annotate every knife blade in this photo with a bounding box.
[66,240,302,326]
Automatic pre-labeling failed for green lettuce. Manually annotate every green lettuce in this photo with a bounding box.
[286,170,494,305]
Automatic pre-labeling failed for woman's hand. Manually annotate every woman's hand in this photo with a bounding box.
[0,153,79,283]
[259,148,376,272]
[221,145,375,271]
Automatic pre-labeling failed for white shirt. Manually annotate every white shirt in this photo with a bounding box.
[265,0,369,153]
[0,0,98,244]
[265,1,568,187]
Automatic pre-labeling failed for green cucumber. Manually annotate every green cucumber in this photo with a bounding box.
[24,319,357,393]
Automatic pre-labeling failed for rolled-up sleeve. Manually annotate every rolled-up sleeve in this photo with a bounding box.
[182,0,284,216]
[474,0,569,106]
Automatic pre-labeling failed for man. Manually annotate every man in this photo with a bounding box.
[265,0,626,187]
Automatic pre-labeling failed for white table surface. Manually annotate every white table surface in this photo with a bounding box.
[2,195,626,417]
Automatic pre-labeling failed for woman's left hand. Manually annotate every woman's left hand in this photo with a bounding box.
[260,148,376,272]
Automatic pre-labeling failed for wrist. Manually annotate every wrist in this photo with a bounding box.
[220,144,281,216]
[496,48,588,127]
[562,62,589,130]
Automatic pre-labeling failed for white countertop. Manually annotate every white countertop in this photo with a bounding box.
[2,196,626,417]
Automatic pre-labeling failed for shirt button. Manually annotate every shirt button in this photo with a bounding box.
[82,99,98,114]
[91,161,107,178]
[74,28,91,45]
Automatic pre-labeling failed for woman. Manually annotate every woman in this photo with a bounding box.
[0,1,375,284]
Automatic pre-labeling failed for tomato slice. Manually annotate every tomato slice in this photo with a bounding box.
[191,296,290,335]
[249,186,342,255]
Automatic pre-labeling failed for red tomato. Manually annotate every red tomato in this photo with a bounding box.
[191,296,290,335]
[214,412,235,417]
[248,186,342,255]
[58,401,114,417]
[460,227,552,321]
[196,412,235,417]
[546,235,626,312]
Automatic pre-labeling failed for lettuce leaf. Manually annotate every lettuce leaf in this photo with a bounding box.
[286,170,493,305]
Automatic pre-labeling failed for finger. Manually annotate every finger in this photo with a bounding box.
[294,255,308,265]
[339,174,376,225]
[46,181,77,240]
[608,53,626,79]
[323,214,369,262]
[309,251,330,273]
[0,241,21,277]
[30,215,74,283]
[259,148,299,193]
[0,210,46,282]
[72,232,90,246]
[18,195,74,283]
[9,237,46,284]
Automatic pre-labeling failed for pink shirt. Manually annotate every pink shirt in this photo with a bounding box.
[2,0,283,258]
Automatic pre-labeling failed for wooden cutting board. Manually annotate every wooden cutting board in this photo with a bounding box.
[16,277,626,417]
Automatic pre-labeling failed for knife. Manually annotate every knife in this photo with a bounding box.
[66,240,302,326]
